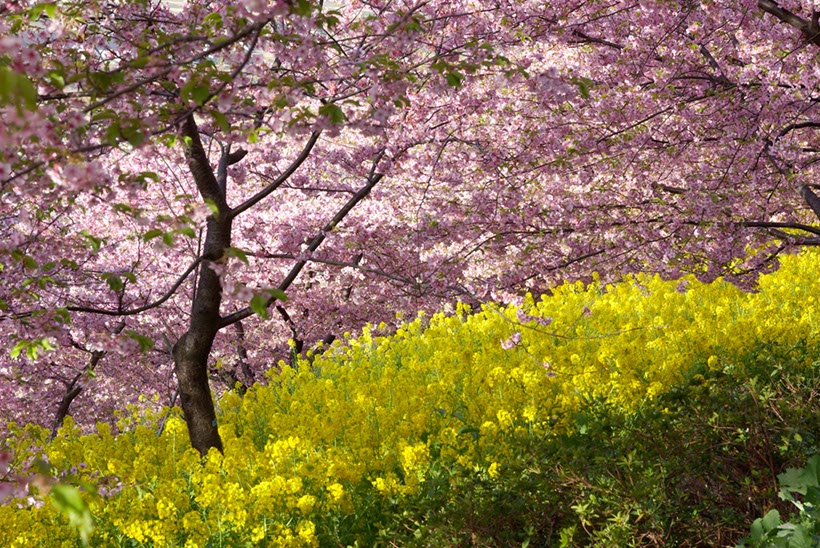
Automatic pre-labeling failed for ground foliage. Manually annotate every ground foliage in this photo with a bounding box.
[0,251,817,546]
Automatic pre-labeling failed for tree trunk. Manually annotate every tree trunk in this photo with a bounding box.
[173,328,222,454]
[173,220,229,455]
[174,114,233,455]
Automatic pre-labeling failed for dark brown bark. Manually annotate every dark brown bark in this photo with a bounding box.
[173,329,223,454]
[800,185,820,222]
[209,323,252,395]
[758,0,820,47]
[51,380,83,438]
[171,119,382,455]
[51,321,126,438]
[174,114,233,456]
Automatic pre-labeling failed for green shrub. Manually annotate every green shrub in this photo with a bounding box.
[739,454,819,548]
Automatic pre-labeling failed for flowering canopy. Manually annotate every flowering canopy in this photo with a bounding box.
[0,0,818,451]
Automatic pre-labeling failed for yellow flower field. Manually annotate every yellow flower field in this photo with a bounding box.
[0,251,817,546]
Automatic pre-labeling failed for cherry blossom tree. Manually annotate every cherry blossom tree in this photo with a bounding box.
[0,0,818,454]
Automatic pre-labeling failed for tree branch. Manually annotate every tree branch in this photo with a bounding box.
[800,184,820,220]
[758,0,820,47]
[50,320,126,438]
[233,321,254,385]
[276,305,304,360]
[220,171,385,327]
[570,29,623,50]
[230,130,321,218]
[181,114,229,214]
[744,219,820,235]
[245,251,416,286]
[67,257,202,316]
[216,144,248,196]
[83,21,268,113]
[777,121,820,138]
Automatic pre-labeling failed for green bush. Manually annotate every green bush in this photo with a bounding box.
[739,454,819,548]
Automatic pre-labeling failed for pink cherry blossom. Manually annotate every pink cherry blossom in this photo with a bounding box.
[0,0,817,454]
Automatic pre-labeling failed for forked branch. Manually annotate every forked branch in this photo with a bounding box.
[758,0,820,47]
[220,171,384,328]
[67,257,202,316]
[230,131,322,218]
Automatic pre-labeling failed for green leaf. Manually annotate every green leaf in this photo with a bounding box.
[105,122,121,146]
[90,109,118,122]
[571,77,593,100]
[249,289,287,319]
[137,171,159,185]
[0,67,38,111]
[31,457,54,475]
[10,338,54,360]
[103,274,124,292]
[211,110,230,132]
[162,232,174,246]
[54,308,71,324]
[292,0,313,16]
[33,338,54,359]
[203,199,220,215]
[10,340,26,360]
[51,484,87,515]
[322,14,340,28]
[79,230,104,252]
[405,17,422,32]
[17,74,37,110]
[29,3,58,20]
[121,126,145,147]
[11,249,37,269]
[142,229,163,241]
[457,426,480,439]
[761,509,781,531]
[445,71,463,88]
[192,85,210,106]
[747,518,764,542]
[267,288,288,303]
[130,56,150,69]
[773,523,813,548]
[50,484,94,545]
[250,294,269,319]
[162,134,178,148]
[125,330,154,353]
[181,80,211,106]
[176,226,196,239]
[318,103,346,125]
[22,255,38,270]
[204,12,223,28]
[779,455,820,496]
[227,247,249,264]
[89,71,115,93]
